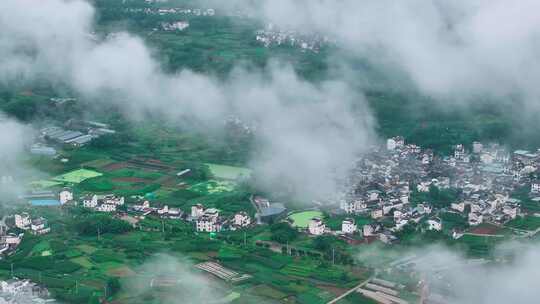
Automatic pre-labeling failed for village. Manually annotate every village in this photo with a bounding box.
[255,23,332,53]
[9,135,540,258]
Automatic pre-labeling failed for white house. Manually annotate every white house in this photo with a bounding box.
[157,205,182,219]
[191,204,205,219]
[415,204,432,215]
[233,212,251,227]
[196,209,222,233]
[371,209,383,219]
[387,136,404,151]
[96,203,116,213]
[363,223,381,237]
[379,231,398,244]
[3,234,21,245]
[502,205,519,219]
[451,202,466,213]
[308,217,325,235]
[394,219,409,231]
[473,142,483,154]
[468,212,483,226]
[417,181,431,193]
[83,195,98,208]
[341,218,357,234]
[340,200,366,214]
[30,218,50,235]
[14,213,31,230]
[59,189,73,204]
[196,216,222,232]
[427,218,442,231]
[531,181,540,193]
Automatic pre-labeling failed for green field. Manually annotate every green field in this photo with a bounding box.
[30,180,63,188]
[206,163,252,180]
[506,216,540,231]
[53,169,103,184]
[189,180,236,194]
[288,211,324,228]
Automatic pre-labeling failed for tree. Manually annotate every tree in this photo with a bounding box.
[76,214,132,236]
[270,223,298,244]
[106,277,121,296]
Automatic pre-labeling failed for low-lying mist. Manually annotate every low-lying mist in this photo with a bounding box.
[0,0,376,201]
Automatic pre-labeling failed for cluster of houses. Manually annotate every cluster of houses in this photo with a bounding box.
[124,7,215,17]
[37,120,115,149]
[326,136,540,242]
[190,204,252,233]
[14,213,50,235]
[255,23,331,53]
[0,232,22,257]
[77,192,254,233]
[0,279,55,303]
[130,200,182,219]
[161,21,189,31]
[82,194,125,212]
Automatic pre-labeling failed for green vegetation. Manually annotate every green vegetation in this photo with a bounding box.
[506,216,540,231]
[411,186,459,208]
[75,214,133,236]
[270,223,299,244]
[206,163,252,180]
[288,211,323,228]
[53,169,103,184]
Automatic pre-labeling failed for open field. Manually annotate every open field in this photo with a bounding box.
[189,180,236,194]
[53,169,103,184]
[506,216,540,231]
[469,224,501,235]
[71,257,94,269]
[81,158,115,169]
[206,163,252,180]
[288,211,324,228]
[30,180,63,188]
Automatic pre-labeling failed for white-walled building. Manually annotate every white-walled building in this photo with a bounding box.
[195,208,222,232]
[387,136,405,151]
[15,213,31,230]
[341,218,357,234]
[371,209,383,219]
[59,189,73,204]
[531,181,540,193]
[451,202,466,213]
[83,195,98,208]
[191,204,205,219]
[340,200,366,214]
[427,218,442,231]
[308,217,325,235]
[83,194,124,212]
[96,203,116,213]
[472,142,483,154]
[468,212,483,226]
[233,211,251,227]
[502,205,520,219]
[30,218,50,235]
[363,223,381,237]
[157,205,182,219]
[3,234,21,245]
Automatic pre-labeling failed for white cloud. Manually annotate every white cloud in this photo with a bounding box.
[0,0,376,200]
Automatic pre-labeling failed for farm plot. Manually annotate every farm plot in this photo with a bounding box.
[288,211,324,228]
[505,216,540,231]
[206,163,252,180]
[53,169,103,184]
[189,180,236,194]
[81,158,115,170]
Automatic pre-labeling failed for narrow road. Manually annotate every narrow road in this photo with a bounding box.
[326,277,373,304]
